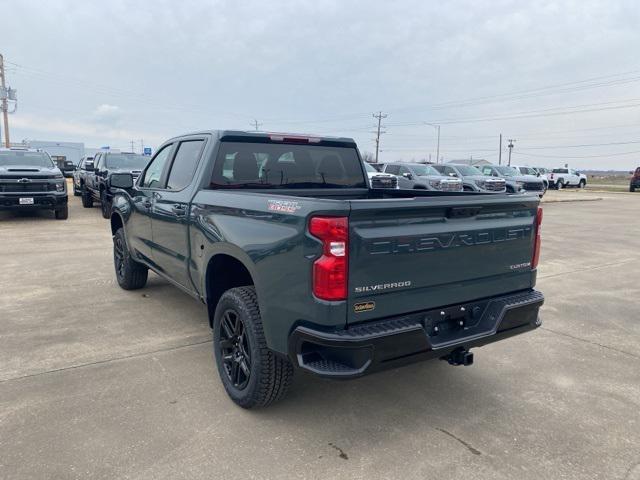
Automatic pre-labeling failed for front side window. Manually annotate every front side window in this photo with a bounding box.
[385,164,400,175]
[209,142,366,189]
[141,145,173,188]
[166,140,205,190]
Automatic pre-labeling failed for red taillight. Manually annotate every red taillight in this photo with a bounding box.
[309,216,348,301]
[532,207,543,269]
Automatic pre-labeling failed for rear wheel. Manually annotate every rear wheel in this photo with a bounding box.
[556,179,564,190]
[100,190,111,219]
[631,185,636,192]
[113,227,148,290]
[54,205,68,220]
[213,286,293,409]
[81,188,93,208]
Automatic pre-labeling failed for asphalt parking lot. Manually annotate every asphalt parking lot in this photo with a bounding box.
[1,186,639,480]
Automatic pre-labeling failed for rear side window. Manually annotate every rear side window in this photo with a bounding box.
[553,168,569,174]
[166,140,204,190]
[209,141,366,189]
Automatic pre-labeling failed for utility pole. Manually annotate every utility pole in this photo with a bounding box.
[0,54,11,147]
[130,140,135,153]
[507,138,516,166]
[423,122,441,163]
[139,139,144,154]
[372,111,387,163]
[498,134,503,165]
[250,119,262,131]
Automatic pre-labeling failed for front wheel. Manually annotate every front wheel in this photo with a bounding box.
[113,227,148,290]
[578,180,586,189]
[54,205,68,220]
[213,286,293,409]
[73,183,81,196]
[82,188,93,208]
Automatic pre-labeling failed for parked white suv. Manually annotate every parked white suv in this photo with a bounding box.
[548,168,587,189]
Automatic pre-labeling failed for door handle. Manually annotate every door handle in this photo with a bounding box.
[172,204,187,215]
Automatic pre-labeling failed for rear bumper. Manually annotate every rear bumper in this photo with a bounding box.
[289,289,544,378]
[0,194,68,210]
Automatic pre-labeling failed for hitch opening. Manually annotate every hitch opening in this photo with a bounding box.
[444,348,474,366]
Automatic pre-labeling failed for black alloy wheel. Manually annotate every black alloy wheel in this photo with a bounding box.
[113,233,126,281]
[218,309,251,390]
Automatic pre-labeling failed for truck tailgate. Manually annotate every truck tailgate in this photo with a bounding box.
[347,194,539,324]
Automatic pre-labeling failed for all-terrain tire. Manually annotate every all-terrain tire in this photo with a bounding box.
[578,179,586,189]
[54,205,69,220]
[73,183,81,196]
[556,179,564,190]
[113,227,148,290]
[82,188,93,208]
[213,286,293,409]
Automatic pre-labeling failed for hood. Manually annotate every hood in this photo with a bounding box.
[507,174,542,182]
[0,165,62,178]
[463,174,504,182]
[416,174,461,182]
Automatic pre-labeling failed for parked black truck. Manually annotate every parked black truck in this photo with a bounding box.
[0,148,68,219]
[109,131,544,408]
[82,151,149,218]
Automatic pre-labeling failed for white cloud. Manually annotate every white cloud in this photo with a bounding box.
[92,104,122,126]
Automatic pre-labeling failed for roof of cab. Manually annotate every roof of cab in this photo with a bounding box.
[163,130,356,144]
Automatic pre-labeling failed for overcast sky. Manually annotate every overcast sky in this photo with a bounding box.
[2,0,639,169]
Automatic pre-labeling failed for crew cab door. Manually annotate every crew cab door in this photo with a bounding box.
[127,144,175,266]
[150,138,206,291]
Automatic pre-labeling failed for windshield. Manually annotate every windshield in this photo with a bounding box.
[210,141,367,189]
[411,164,440,176]
[495,166,518,176]
[455,165,483,176]
[0,151,54,168]
[105,154,148,170]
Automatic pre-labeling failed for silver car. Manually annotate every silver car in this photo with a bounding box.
[383,162,463,191]
[432,164,506,193]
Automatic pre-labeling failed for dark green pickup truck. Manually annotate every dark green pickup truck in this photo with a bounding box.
[109,130,544,408]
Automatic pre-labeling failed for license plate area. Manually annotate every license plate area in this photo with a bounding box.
[423,300,491,347]
[19,197,34,205]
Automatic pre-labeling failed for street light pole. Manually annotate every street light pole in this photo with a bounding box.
[423,122,440,163]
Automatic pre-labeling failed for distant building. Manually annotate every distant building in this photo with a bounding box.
[27,140,85,166]
[447,158,492,166]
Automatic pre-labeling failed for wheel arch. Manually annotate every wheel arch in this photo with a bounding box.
[205,253,256,327]
[110,211,124,236]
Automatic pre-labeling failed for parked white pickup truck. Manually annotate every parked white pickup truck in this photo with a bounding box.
[547,168,587,189]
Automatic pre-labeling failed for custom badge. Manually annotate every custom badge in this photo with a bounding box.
[267,199,301,213]
[354,301,375,313]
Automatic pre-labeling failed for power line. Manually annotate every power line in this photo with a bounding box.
[249,119,262,131]
[513,149,640,159]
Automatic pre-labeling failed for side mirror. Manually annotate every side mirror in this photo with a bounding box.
[402,172,413,180]
[109,173,134,189]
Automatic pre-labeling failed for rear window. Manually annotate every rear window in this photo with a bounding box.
[0,151,54,168]
[105,154,148,170]
[209,141,366,189]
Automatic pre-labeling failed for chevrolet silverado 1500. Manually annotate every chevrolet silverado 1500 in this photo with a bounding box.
[109,130,544,408]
